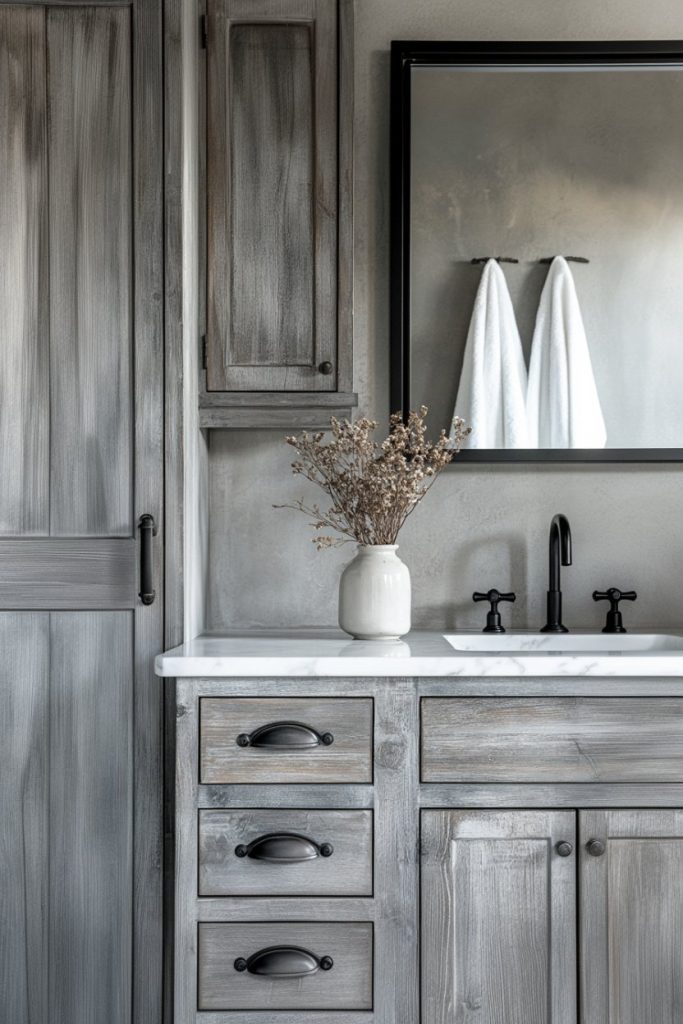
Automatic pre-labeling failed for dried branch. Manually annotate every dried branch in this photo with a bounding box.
[275,408,470,549]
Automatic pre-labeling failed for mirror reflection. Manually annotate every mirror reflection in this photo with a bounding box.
[407,63,683,454]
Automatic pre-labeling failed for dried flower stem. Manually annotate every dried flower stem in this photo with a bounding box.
[275,407,470,549]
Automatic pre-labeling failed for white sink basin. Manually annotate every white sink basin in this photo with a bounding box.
[443,632,683,654]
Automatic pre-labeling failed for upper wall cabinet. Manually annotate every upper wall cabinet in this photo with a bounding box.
[202,0,355,428]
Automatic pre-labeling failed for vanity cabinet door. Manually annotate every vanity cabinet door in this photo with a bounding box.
[421,810,577,1024]
[580,809,683,1024]
[206,0,338,394]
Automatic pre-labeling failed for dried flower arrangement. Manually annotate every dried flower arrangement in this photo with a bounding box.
[276,407,470,549]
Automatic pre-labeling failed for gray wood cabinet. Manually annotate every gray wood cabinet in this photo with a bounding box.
[0,3,164,1022]
[201,0,356,428]
[421,810,577,1024]
[173,678,683,1023]
[580,809,683,1024]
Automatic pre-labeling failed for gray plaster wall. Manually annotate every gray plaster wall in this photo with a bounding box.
[207,0,683,633]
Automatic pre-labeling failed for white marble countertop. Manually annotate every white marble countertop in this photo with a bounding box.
[155,629,683,677]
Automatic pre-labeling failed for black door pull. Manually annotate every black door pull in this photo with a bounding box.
[138,514,158,605]
[236,721,334,749]
[235,832,333,862]
[234,946,333,977]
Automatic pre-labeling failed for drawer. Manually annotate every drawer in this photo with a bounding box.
[198,808,373,896]
[198,922,373,1011]
[200,697,373,784]
[421,697,683,782]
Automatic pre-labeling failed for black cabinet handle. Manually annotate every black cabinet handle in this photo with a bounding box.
[236,721,334,750]
[234,946,333,977]
[318,361,334,375]
[138,514,158,605]
[555,841,573,857]
[235,832,333,862]
[586,839,606,857]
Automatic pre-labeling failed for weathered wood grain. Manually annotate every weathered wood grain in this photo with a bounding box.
[198,783,374,809]
[0,7,49,535]
[49,612,133,1024]
[422,809,577,1024]
[48,7,132,536]
[580,809,683,1024]
[174,681,201,1023]
[200,697,373,783]
[191,1015,371,1024]
[0,613,49,1024]
[199,400,358,429]
[0,0,131,5]
[0,6,163,1024]
[422,696,683,782]
[229,21,314,367]
[189,896,374,920]
[198,921,373,1010]
[206,0,337,392]
[199,808,373,896]
[420,782,683,808]
[132,0,165,1017]
[373,681,420,1024]
[0,538,135,609]
[337,0,354,396]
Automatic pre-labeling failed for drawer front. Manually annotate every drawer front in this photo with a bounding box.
[422,697,683,783]
[200,697,373,783]
[198,922,373,1011]
[198,808,373,896]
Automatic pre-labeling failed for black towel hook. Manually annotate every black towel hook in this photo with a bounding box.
[539,256,590,264]
[470,257,519,265]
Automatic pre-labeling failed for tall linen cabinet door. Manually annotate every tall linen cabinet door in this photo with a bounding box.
[421,810,577,1024]
[0,3,163,1024]
[580,809,683,1024]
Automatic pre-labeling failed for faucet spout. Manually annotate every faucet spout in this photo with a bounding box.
[542,514,572,632]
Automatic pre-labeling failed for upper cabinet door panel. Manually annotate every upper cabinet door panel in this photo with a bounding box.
[207,0,337,392]
[421,809,577,1024]
[48,8,132,535]
[580,809,683,1024]
[0,8,49,535]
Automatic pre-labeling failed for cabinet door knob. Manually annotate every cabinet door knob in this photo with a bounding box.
[555,841,573,857]
[586,839,606,857]
[236,721,334,750]
[234,946,333,977]
[318,361,334,375]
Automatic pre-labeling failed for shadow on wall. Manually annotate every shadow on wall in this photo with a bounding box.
[407,526,528,631]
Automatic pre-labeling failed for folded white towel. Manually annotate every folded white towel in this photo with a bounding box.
[526,256,606,449]
[451,259,529,449]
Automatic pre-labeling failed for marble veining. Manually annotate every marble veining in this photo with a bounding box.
[155,629,683,677]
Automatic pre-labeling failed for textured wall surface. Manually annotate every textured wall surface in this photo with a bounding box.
[207,0,683,632]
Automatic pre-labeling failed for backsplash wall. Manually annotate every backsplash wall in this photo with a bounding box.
[207,0,683,632]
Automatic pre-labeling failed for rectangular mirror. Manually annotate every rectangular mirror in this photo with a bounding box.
[390,42,683,462]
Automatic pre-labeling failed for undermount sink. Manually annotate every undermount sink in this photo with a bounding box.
[443,632,683,654]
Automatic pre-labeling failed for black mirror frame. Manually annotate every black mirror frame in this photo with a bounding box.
[390,39,683,463]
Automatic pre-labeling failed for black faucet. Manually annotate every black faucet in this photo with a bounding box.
[541,514,572,633]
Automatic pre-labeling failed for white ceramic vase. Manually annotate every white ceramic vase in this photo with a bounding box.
[338,545,411,641]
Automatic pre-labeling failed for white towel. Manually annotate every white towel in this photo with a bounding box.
[451,259,529,449]
[526,256,606,449]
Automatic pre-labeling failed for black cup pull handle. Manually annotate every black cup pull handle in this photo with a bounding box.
[236,721,334,750]
[235,832,334,862]
[138,514,158,606]
[234,946,333,977]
